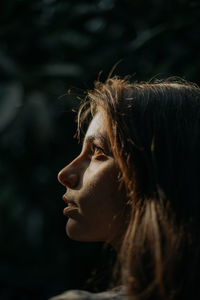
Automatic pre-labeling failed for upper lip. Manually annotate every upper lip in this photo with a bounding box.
[62,195,77,206]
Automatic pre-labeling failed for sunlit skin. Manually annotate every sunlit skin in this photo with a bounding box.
[57,112,127,246]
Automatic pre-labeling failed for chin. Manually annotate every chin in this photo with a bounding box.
[65,220,106,242]
[65,220,88,242]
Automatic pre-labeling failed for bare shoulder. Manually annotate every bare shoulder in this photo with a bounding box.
[49,286,127,300]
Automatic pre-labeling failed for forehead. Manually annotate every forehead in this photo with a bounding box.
[83,112,112,155]
[85,112,107,138]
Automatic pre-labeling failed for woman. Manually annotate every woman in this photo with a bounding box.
[52,76,200,299]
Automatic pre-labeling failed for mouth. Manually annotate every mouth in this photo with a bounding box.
[62,195,79,217]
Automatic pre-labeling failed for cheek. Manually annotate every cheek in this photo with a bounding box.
[79,169,124,217]
[66,166,127,242]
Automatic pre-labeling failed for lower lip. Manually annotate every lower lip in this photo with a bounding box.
[63,206,79,217]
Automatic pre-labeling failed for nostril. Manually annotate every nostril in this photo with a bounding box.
[67,174,78,188]
[58,171,78,188]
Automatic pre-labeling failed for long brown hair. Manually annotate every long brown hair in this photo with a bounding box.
[77,76,200,299]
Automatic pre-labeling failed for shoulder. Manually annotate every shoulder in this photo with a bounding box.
[49,286,127,300]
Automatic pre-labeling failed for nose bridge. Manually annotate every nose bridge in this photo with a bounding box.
[58,155,81,188]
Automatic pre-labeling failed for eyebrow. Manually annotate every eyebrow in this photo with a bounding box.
[83,134,111,153]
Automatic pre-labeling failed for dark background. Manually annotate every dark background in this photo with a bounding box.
[0,0,200,299]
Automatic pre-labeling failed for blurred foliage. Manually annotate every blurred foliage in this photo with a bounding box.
[0,0,200,299]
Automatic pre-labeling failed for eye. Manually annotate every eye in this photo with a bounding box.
[91,144,106,161]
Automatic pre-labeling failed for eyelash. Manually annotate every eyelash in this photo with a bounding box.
[91,144,106,160]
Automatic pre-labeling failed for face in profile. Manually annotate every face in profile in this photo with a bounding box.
[57,112,126,245]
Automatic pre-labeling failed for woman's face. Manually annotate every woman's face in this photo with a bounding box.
[57,112,126,244]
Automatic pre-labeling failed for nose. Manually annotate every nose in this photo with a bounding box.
[57,163,79,188]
